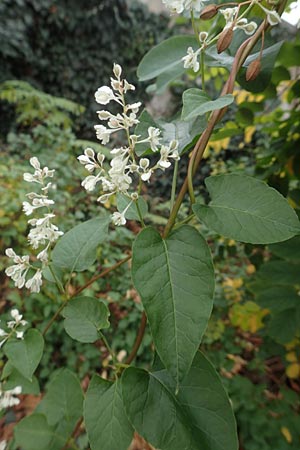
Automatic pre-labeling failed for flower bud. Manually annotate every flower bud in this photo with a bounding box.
[217,27,234,54]
[200,4,218,20]
[199,31,208,42]
[246,59,261,81]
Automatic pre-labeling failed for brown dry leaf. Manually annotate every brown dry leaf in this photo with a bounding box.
[129,433,156,450]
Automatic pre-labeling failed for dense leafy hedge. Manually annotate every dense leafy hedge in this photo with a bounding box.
[0,0,170,134]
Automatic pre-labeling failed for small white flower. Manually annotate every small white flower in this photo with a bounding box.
[0,384,22,411]
[25,270,43,293]
[113,63,122,79]
[95,86,116,105]
[199,31,208,42]
[182,47,200,73]
[16,331,24,340]
[0,440,7,450]
[11,309,22,322]
[94,125,116,144]
[81,174,102,192]
[162,0,185,14]
[111,211,127,226]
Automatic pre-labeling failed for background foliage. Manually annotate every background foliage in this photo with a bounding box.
[0,1,300,449]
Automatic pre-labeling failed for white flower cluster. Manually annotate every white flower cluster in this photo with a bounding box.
[78,63,179,226]
[220,7,258,35]
[5,158,63,293]
[0,309,27,348]
[162,0,208,14]
[0,383,22,411]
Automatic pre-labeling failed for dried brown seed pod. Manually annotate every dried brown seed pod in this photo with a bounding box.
[246,59,261,81]
[200,4,218,20]
[217,27,234,54]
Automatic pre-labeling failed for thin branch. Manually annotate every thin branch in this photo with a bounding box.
[125,312,147,364]
[43,255,131,336]
[73,254,131,297]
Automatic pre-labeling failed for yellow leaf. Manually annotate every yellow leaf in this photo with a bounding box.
[281,426,292,443]
[246,264,256,275]
[286,352,297,363]
[286,363,300,379]
[244,126,256,143]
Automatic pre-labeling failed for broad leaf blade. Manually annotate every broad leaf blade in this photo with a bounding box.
[63,296,110,343]
[14,414,55,450]
[193,174,300,244]
[4,329,44,381]
[52,216,109,272]
[84,375,134,450]
[182,88,234,121]
[37,369,83,428]
[137,35,197,82]
[132,225,214,384]
[122,352,238,450]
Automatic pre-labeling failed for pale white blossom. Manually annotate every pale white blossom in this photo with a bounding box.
[0,384,22,411]
[6,157,63,292]
[258,4,281,26]
[0,309,28,347]
[25,270,43,293]
[0,440,7,450]
[79,64,179,226]
[95,86,116,105]
[182,47,200,72]
[162,0,208,14]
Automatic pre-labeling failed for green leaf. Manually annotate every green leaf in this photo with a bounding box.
[256,261,300,286]
[52,216,110,272]
[122,351,238,450]
[84,375,134,450]
[267,309,300,344]
[132,225,214,384]
[137,35,197,82]
[116,194,148,221]
[63,296,110,343]
[193,174,300,244]
[160,115,207,155]
[4,329,44,381]
[37,369,83,428]
[182,89,234,121]
[269,235,300,262]
[256,287,300,313]
[2,362,40,395]
[14,414,55,450]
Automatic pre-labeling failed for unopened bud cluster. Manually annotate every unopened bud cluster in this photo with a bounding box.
[78,63,179,226]
[180,1,281,70]
[5,158,63,293]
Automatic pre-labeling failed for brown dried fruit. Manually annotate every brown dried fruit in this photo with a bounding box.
[200,4,218,20]
[217,27,234,54]
[246,59,261,81]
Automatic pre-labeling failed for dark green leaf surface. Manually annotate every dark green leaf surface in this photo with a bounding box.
[137,35,197,81]
[132,225,214,384]
[122,352,238,450]
[63,296,110,343]
[268,309,300,344]
[182,88,234,121]
[193,174,300,244]
[37,369,83,428]
[84,375,134,450]
[2,362,40,394]
[269,235,300,262]
[14,414,55,450]
[52,216,109,272]
[4,329,44,381]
